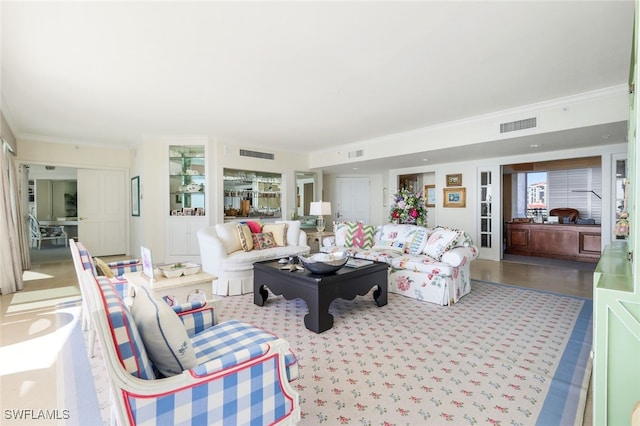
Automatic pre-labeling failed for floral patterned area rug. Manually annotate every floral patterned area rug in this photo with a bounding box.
[84,280,592,426]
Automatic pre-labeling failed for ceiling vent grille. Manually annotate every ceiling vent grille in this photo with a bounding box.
[348,149,364,159]
[500,117,537,133]
[239,149,274,160]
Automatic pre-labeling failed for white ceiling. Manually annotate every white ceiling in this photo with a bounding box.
[1,1,634,172]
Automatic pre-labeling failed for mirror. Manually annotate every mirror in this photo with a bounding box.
[295,172,316,218]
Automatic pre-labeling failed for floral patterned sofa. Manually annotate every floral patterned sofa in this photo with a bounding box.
[321,222,478,305]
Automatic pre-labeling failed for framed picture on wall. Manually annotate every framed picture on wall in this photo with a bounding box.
[131,176,140,216]
[446,173,462,186]
[443,187,466,208]
[425,184,436,207]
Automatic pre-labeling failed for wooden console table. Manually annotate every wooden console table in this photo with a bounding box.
[505,222,601,262]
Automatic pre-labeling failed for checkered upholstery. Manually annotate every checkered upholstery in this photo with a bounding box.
[176,303,215,336]
[107,258,142,277]
[124,345,296,426]
[191,319,299,381]
[76,242,97,275]
[89,269,301,425]
[95,276,156,380]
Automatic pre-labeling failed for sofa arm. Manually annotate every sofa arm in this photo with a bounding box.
[175,302,216,336]
[197,227,227,276]
[107,259,142,277]
[441,245,479,267]
[322,236,336,247]
[298,229,308,246]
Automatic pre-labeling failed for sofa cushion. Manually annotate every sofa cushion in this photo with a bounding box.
[215,222,242,254]
[372,239,407,253]
[262,223,288,246]
[223,245,310,268]
[390,255,454,276]
[276,220,301,246]
[236,223,254,251]
[128,284,197,377]
[423,227,462,260]
[252,232,278,250]
[351,248,404,264]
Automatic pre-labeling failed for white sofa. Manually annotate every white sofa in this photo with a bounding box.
[198,219,310,296]
[322,222,478,305]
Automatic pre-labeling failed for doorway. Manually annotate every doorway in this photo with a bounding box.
[335,177,370,223]
[22,164,128,259]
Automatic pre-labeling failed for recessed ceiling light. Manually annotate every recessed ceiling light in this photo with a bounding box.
[422,158,428,162]
[353,167,359,172]
[530,144,541,148]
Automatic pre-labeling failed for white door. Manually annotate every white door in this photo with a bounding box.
[335,177,370,223]
[77,169,127,256]
[478,166,501,261]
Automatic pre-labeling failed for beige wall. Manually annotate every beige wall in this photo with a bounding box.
[16,137,130,169]
[1,112,17,153]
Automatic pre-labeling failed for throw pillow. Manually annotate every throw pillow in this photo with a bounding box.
[423,227,462,260]
[235,223,254,251]
[379,224,418,253]
[215,222,242,254]
[244,220,262,234]
[276,220,301,246]
[343,222,376,249]
[94,257,115,278]
[408,227,430,255]
[128,285,197,377]
[333,221,351,247]
[252,232,278,250]
[372,239,407,253]
[262,223,288,246]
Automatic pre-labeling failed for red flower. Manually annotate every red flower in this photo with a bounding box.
[410,208,418,218]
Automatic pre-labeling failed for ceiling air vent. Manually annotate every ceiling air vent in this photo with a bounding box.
[348,149,364,159]
[239,149,274,160]
[500,117,537,134]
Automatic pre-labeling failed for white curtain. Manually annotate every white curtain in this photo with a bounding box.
[0,140,24,294]
[13,161,31,270]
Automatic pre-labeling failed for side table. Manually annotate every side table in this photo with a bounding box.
[307,231,334,251]
[124,271,223,322]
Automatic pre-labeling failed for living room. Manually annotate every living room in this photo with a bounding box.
[1,1,639,425]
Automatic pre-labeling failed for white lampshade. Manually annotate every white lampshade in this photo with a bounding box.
[309,201,331,216]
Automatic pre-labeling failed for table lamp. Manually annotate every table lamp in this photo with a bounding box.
[310,201,331,232]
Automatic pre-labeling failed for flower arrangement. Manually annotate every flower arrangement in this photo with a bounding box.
[389,188,428,226]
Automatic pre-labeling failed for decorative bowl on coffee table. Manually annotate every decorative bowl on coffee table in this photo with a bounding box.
[298,252,348,274]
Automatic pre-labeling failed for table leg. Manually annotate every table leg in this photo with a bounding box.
[254,284,269,306]
[304,298,334,333]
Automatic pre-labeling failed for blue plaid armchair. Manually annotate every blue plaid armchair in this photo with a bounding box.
[81,270,300,425]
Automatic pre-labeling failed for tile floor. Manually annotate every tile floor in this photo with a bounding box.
[0,253,594,425]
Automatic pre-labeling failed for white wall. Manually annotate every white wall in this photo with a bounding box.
[308,86,627,171]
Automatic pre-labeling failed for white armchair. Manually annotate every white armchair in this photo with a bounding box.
[28,214,68,249]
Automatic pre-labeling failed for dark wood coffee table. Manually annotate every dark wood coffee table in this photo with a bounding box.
[254,260,388,333]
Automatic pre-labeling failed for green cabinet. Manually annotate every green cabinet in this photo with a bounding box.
[593,242,640,425]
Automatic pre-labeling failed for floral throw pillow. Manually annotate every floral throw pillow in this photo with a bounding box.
[423,227,461,260]
[252,232,278,250]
